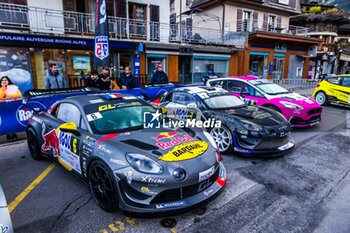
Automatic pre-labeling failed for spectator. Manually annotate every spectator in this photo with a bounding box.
[151,64,168,84]
[0,76,22,141]
[85,70,102,89]
[45,64,67,89]
[118,66,137,90]
[99,66,111,91]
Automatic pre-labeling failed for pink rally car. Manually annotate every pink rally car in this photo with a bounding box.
[206,76,322,127]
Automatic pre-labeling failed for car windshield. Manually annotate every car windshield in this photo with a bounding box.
[84,103,159,134]
[255,83,289,95]
[203,94,245,109]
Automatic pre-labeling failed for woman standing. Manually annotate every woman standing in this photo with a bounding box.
[0,76,22,140]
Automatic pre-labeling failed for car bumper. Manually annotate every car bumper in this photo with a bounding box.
[232,135,295,157]
[117,163,227,214]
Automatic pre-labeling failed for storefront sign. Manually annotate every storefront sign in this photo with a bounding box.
[94,0,109,66]
[275,42,287,52]
[0,32,132,50]
[134,54,140,78]
[180,47,193,55]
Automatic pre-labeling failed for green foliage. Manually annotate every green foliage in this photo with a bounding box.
[322,8,339,14]
[309,6,322,14]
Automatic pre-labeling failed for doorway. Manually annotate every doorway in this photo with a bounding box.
[179,56,192,84]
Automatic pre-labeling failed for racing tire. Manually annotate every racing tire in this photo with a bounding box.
[26,127,43,160]
[88,160,119,212]
[315,91,328,106]
[209,125,233,154]
[265,105,281,113]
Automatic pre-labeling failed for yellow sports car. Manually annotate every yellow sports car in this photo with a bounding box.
[312,75,350,106]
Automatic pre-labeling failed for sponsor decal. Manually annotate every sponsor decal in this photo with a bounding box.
[140,186,157,195]
[123,96,136,100]
[97,133,120,146]
[155,201,186,209]
[16,101,45,126]
[156,135,194,150]
[98,144,112,154]
[199,166,215,182]
[198,179,214,192]
[89,99,104,104]
[31,116,43,124]
[155,132,179,141]
[82,144,93,156]
[41,124,60,157]
[141,175,166,184]
[204,188,214,196]
[159,141,209,162]
[0,224,9,233]
[278,142,294,151]
[98,104,116,112]
[110,158,127,166]
[81,156,88,177]
[58,130,82,174]
[125,171,134,184]
[86,112,103,121]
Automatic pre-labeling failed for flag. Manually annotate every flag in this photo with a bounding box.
[94,0,109,67]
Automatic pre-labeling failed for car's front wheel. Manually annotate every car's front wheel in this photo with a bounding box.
[88,160,119,212]
[210,125,233,154]
[26,127,43,160]
[315,91,328,106]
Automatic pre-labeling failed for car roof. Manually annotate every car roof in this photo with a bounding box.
[208,76,272,85]
[175,86,228,94]
[59,93,140,107]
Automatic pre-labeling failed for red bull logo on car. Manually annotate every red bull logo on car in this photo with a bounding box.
[155,132,179,141]
[156,134,194,150]
[41,124,60,157]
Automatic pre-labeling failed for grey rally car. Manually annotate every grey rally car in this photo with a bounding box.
[26,93,226,213]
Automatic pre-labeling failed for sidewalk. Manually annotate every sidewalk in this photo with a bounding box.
[0,132,26,146]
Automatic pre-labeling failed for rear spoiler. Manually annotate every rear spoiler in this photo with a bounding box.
[22,87,101,105]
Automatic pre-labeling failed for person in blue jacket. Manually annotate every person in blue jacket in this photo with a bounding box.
[151,64,168,84]
[117,66,136,90]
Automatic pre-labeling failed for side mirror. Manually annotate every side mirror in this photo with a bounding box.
[58,122,81,136]
[186,103,198,109]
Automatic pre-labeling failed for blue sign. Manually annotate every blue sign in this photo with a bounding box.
[94,36,109,61]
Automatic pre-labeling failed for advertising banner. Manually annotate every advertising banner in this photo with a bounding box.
[94,0,110,67]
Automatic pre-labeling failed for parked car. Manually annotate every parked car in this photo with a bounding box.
[312,74,350,107]
[0,185,14,233]
[26,93,226,213]
[207,76,323,127]
[154,86,294,156]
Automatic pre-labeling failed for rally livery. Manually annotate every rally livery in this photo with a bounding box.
[26,93,226,213]
[312,74,350,107]
[155,86,294,156]
[207,76,322,127]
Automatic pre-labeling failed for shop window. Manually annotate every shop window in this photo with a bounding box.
[249,54,268,78]
[268,15,276,31]
[147,57,166,83]
[242,11,252,32]
[192,59,228,83]
[272,57,285,80]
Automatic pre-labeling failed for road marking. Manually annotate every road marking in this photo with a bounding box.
[8,163,56,213]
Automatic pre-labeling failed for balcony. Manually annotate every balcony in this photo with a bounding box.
[0,2,247,48]
[226,19,309,37]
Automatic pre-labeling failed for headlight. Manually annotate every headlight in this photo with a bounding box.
[203,131,217,149]
[240,120,262,131]
[280,101,304,110]
[126,153,164,174]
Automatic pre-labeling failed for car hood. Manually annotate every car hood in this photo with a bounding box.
[99,127,214,164]
[271,92,321,107]
[221,105,287,126]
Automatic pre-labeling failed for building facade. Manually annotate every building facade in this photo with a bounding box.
[190,0,322,79]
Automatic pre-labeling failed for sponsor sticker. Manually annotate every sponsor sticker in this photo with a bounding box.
[86,112,103,122]
[89,99,104,104]
[155,201,186,209]
[159,141,209,162]
[199,166,215,182]
[278,142,294,151]
[110,158,127,166]
[141,175,166,184]
[156,135,194,150]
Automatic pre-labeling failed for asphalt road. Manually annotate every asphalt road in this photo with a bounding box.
[0,105,349,233]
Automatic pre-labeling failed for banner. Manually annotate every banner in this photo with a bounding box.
[94,0,109,67]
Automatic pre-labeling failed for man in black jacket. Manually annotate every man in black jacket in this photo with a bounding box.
[151,64,168,84]
[99,66,111,90]
[118,66,136,90]
[85,70,102,89]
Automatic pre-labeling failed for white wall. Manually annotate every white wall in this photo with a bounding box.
[27,0,64,34]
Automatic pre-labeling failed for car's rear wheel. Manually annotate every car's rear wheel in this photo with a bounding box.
[315,91,328,106]
[26,128,43,160]
[88,160,119,212]
[210,125,233,154]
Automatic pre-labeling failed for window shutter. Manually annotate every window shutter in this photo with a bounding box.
[150,5,160,22]
[106,0,114,16]
[116,0,126,18]
[237,9,243,32]
[263,13,268,31]
[277,16,282,28]
[253,12,258,31]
